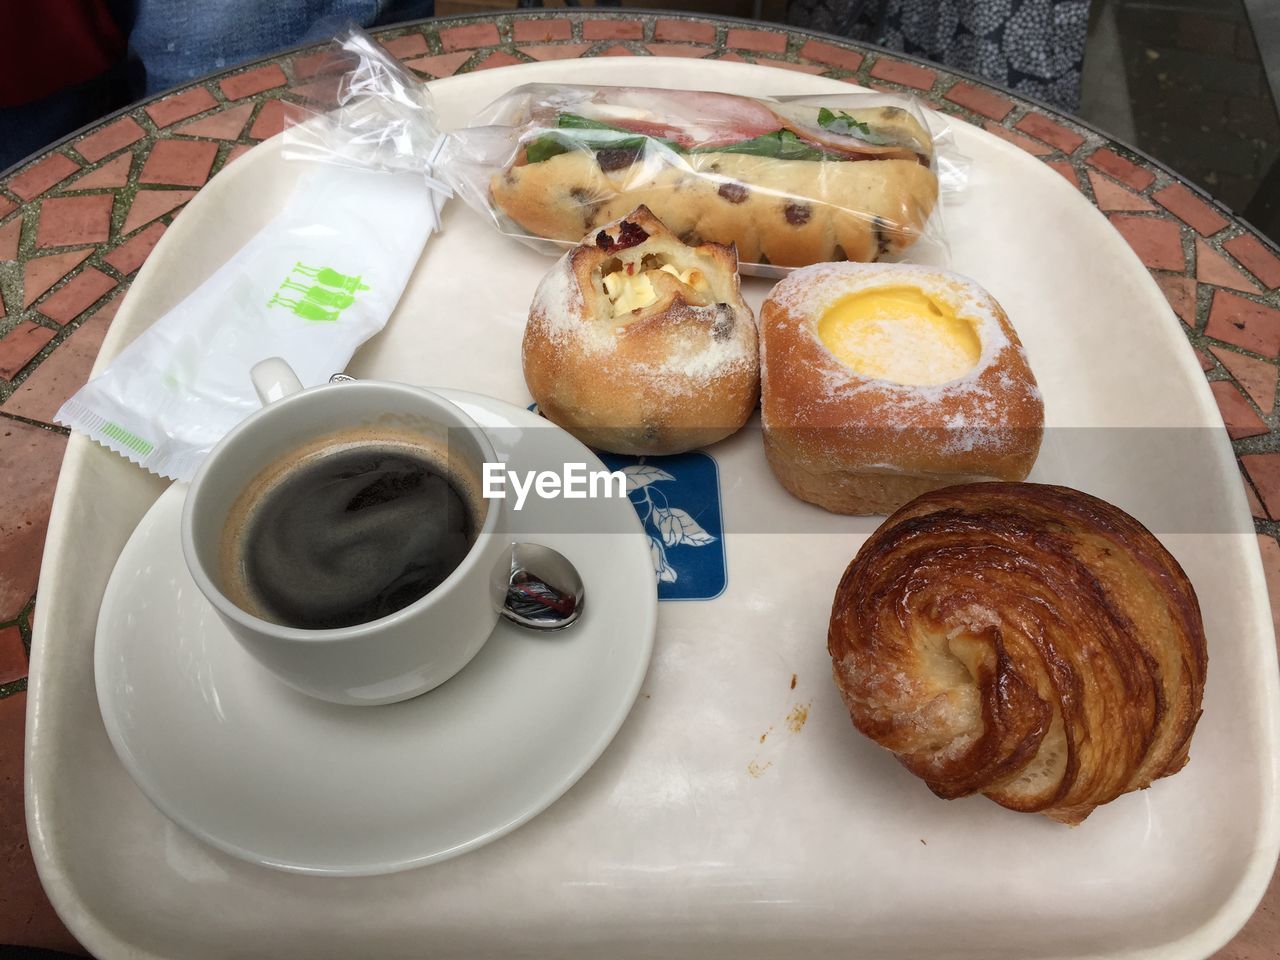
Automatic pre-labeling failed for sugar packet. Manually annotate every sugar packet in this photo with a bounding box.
[57,24,451,481]
[56,160,441,481]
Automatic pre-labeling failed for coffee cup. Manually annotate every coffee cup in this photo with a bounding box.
[181,358,511,706]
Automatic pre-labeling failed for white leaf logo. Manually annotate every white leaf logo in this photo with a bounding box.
[649,537,678,583]
[659,507,716,547]
[623,464,676,492]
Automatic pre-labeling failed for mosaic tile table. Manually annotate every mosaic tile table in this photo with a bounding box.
[2,12,1279,957]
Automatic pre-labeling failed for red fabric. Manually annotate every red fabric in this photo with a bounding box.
[0,1,126,107]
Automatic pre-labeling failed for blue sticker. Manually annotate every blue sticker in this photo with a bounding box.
[598,451,726,602]
[525,403,726,601]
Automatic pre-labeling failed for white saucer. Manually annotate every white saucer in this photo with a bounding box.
[94,389,656,876]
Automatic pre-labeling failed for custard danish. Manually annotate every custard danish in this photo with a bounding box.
[827,482,1207,824]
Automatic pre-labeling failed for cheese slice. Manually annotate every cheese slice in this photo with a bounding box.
[603,263,709,316]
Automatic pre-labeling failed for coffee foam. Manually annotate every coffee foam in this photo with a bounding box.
[218,425,487,627]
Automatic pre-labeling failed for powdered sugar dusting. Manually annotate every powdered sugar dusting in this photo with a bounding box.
[763,263,1041,460]
[530,252,588,345]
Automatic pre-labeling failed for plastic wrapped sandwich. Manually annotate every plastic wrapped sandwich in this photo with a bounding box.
[442,84,949,270]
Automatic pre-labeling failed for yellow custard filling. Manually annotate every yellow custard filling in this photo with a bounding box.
[817,286,981,386]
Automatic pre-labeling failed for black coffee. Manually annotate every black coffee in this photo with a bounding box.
[222,433,479,630]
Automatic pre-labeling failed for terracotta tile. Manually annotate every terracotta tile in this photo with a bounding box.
[1205,290,1280,356]
[1196,238,1260,293]
[0,197,14,219]
[103,221,165,276]
[1244,469,1267,519]
[0,422,66,619]
[763,59,828,75]
[514,19,571,42]
[1044,160,1080,189]
[145,86,218,128]
[982,121,1051,156]
[381,34,429,59]
[5,294,121,424]
[600,45,638,57]
[1154,272,1197,327]
[798,39,863,72]
[120,188,195,234]
[869,58,935,90]
[0,323,56,379]
[727,28,787,53]
[1086,147,1154,191]
[1244,454,1280,519]
[7,154,80,201]
[74,116,144,164]
[291,49,352,80]
[0,626,23,684]
[646,43,711,59]
[37,268,116,326]
[654,19,715,44]
[944,82,1013,121]
[439,23,500,52]
[1256,537,1280,625]
[517,43,588,62]
[1224,233,1280,289]
[290,76,343,108]
[1153,182,1229,237]
[1109,214,1185,271]
[1210,380,1269,439]
[248,100,305,141]
[222,144,253,166]
[0,217,19,262]
[1211,346,1277,414]
[1088,170,1155,211]
[63,152,131,190]
[1013,112,1084,153]
[1195,347,1215,372]
[35,195,111,249]
[583,21,643,41]
[404,51,473,77]
[173,102,253,140]
[220,63,287,100]
[22,250,92,306]
[138,140,217,187]
[474,51,525,71]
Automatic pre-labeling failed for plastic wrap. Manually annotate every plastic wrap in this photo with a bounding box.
[286,28,965,276]
[441,84,964,273]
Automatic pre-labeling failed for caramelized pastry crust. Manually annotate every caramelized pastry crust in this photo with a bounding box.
[828,482,1208,824]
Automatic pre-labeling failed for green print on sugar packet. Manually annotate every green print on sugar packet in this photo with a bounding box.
[267,262,370,322]
[293,262,370,294]
[278,279,356,310]
[267,293,342,323]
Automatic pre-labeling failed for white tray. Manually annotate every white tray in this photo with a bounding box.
[28,58,1280,959]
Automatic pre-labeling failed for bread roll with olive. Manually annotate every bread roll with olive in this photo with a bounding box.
[523,206,758,455]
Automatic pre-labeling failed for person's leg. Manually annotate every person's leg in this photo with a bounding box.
[127,0,436,96]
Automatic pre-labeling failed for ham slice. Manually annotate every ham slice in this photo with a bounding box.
[582,88,783,148]
[770,102,930,163]
[525,86,932,164]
